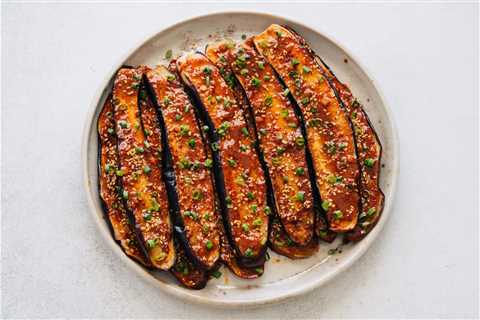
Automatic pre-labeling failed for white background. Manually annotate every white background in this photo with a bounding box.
[2,2,478,319]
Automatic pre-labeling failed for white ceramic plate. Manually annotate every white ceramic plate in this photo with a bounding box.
[82,12,399,307]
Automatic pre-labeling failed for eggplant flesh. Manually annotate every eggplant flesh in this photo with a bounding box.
[176,52,268,261]
[143,65,220,270]
[253,25,361,232]
[112,67,175,270]
[97,95,151,266]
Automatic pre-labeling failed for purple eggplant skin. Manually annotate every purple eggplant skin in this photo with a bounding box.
[177,52,269,264]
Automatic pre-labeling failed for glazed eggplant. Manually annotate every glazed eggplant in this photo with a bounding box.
[282,26,385,240]
[269,218,318,259]
[98,95,150,266]
[206,39,314,245]
[254,25,361,232]
[170,238,208,289]
[315,59,384,241]
[177,53,269,261]
[144,65,220,269]
[112,67,174,270]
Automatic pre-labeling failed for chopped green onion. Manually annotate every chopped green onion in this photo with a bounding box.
[205,240,213,250]
[364,158,375,167]
[295,167,305,175]
[321,200,330,211]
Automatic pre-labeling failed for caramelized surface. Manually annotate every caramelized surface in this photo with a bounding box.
[207,39,315,245]
[98,96,150,266]
[112,67,174,270]
[177,53,268,259]
[254,25,360,232]
[145,65,220,269]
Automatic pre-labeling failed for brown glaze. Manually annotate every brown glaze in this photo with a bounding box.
[269,218,318,259]
[207,39,314,245]
[170,240,208,289]
[177,53,268,259]
[144,65,220,269]
[254,25,360,232]
[112,67,174,270]
[98,95,150,266]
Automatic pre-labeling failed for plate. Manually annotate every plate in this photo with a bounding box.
[82,11,399,307]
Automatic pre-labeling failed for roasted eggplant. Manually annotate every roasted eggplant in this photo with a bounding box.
[269,218,318,259]
[144,65,221,269]
[177,53,269,261]
[208,39,315,245]
[254,25,361,232]
[112,67,174,270]
[282,26,385,240]
[98,95,150,266]
[315,59,384,241]
[170,238,208,289]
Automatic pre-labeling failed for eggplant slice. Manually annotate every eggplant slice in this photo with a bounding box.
[254,25,361,232]
[98,95,151,266]
[177,53,268,261]
[208,39,315,246]
[112,67,175,270]
[315,59,384,241]
[143,65,221,269]
[282,26,385,241]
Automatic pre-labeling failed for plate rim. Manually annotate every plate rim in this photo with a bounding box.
[81,10,400,308]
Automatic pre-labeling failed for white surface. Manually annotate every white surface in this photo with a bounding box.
[2,2,478,318]
[83,12,399,307]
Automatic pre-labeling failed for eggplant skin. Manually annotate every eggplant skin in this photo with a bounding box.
[143,65,221,270]
[112,67,175,270]
[269,218,318,259]
[176,52,268,261]
[97,95,151,266]
[253,25,361,232]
